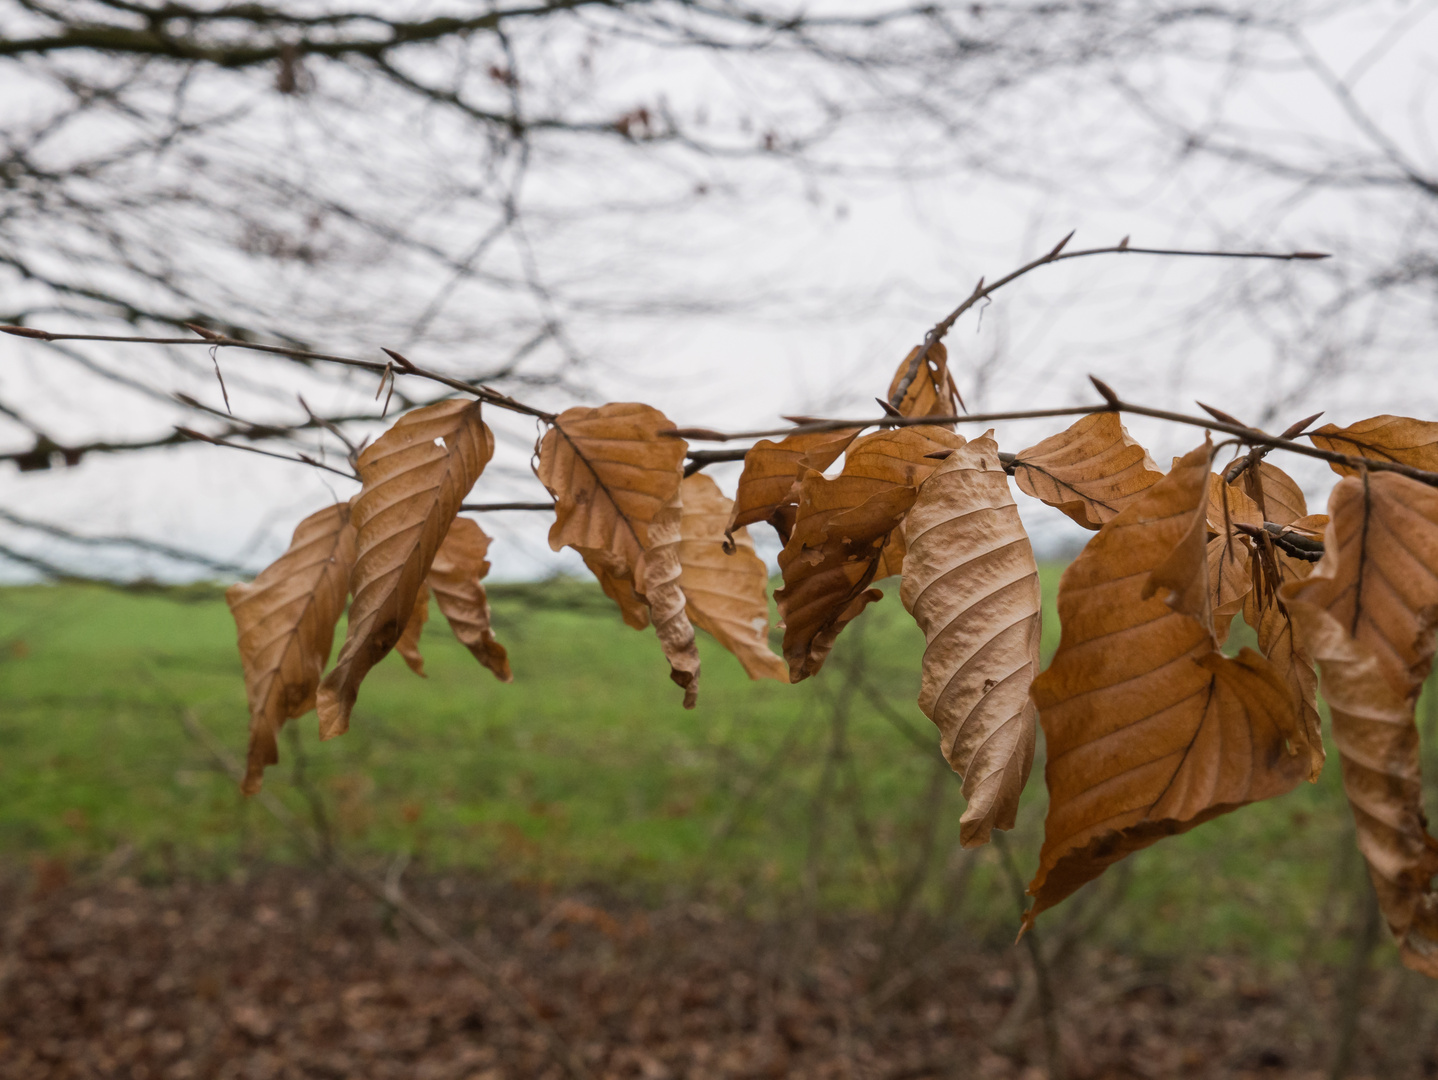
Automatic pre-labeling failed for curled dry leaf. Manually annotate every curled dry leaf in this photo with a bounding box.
[395,584,431,677]
[776,426,963,682]
[1309,415,1438,476]
[1025,443,1307,927]
[1243,553,1323,781]
[636,493,701,708]
[583,553,650,630]
[677,474,787,682]
[887,341,959,419]
[1207,534,1253,647]
[318,399,494,739]
[900,432,1040,847]
[226,502,357,794]
[730,427,860,542]
[535,402,697,706]
[1284,473,1438,974]
[1011,412,1163,529]
[777,474,912,681]
[429,516,511,683]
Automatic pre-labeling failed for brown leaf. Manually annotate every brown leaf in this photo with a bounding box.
[318,400,493,739]
[1243,554,1323,781]
[1309,415,1438,476]
[730,427,860,538]
[1245,461,1307,525]
[583,553,650,630]
[428,517,511,683]
[677,474,787,682]
[636,493,701,708]
[1283,473,1438,974]
[1025,443,1307,926]
[394,584,430,677]
[774,426,962,681]
[226,503,357,794]
[1204,473,1263,534]
[900,433,1041,846]
[1011,412,1163,529]
[776,474,912,681]
[536,401,686,580]
[535,402,696,706]
[1207,534,1253,647]
[886,341,959,419]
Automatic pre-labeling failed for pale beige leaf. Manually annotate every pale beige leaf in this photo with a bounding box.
[1310,415,1438,476]
[318,399,493,739]
[395,583,430,677]
[1283,473,1438,975]
[429,517,511,683]
[635,493,700,708]
[886,341,959,419]
[226,502,357,794]
[730,427,860,539]
[677,474,787,682]
[1011,412,1164,529]
[1024,443,1306,927]
[900,433,1040,847]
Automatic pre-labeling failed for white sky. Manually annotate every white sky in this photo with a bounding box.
[2,1,1437,581]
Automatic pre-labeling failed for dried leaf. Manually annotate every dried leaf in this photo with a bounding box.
[1247,461,1307,525]
[775,427,962,681]
[226,503,357,794]
[395,583,430,677]
[636,493,701,708]
[776,474,914,681]
[730,427,860,538]
[583,553,650,630]
[536,402,685,577]
[535,402,696,706]
[886,341,959,419]
[429,517,511,682]
[900,433,1041,846]
[1208,534,1253,646]
[1011,412,1164,529]
[318,400,493,739]
[1310,415,1438,476]
[1244,554,1323,781]
[677,474,787,682]
[1283,472,1438,974]
[1205,473,1263,533]
[1025,443,1307,926]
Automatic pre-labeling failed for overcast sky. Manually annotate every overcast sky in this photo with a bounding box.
[3,1,1437,582]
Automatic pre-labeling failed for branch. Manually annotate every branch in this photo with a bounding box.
[0,326,557,422]
[672,381,1438,488]
[887,235,1329,411]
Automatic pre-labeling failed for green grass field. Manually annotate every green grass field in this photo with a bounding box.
[0,574,1419,965]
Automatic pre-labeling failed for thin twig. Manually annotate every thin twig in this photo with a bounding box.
[886,235,1328,412]
[670,389,1438,487]
[0,326,557,421]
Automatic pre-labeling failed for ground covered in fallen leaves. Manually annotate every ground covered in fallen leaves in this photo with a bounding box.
[1,866,1432,1080]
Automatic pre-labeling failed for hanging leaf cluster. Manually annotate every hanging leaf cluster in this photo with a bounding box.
[224,343,1438,975]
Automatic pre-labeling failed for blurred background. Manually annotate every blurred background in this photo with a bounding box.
[5,1,1438,1077]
